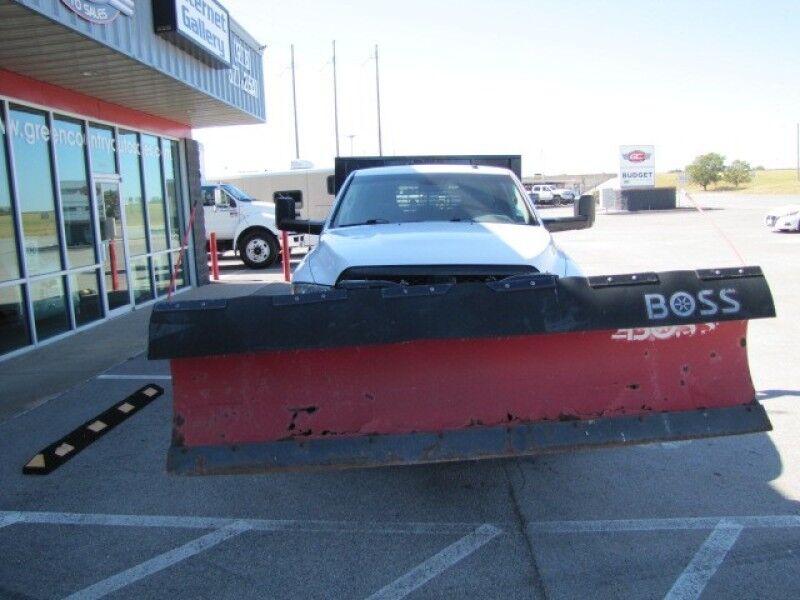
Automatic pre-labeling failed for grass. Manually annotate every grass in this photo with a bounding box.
[655,169,800,194]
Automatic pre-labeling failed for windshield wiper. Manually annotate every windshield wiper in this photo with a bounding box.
[339,219,391,227]
[449,217,474,222]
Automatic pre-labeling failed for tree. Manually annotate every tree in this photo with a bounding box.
[686,153,725,190]
[723,160,752,188]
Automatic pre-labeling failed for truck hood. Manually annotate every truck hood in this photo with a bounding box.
[299,222,569,285]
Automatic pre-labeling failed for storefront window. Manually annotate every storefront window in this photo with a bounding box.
[142,135,168,252]
[9,106,62,276]
[0,110,21,282]
[70,269,103,326]
[119,130,148,256]
[54,116,96,269]
[30,276,69,340]
[89,124,116,174]
[163,139,183,249]
[0,285,29,353]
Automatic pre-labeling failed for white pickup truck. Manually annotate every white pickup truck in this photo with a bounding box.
[202,183,304,269]
[275,164,594,289]
[528,183,576,205]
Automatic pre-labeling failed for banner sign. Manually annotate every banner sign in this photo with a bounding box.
[619,145,655,188]
[154,0,231,67]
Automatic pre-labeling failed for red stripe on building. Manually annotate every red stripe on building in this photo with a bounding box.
[0,68,191,139]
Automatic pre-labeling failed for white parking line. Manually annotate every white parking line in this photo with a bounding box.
[527,514,800,533]
[64,521,252,600]
[96,375,172,380]
[365,524,502,600]
[664,520,743,600]
[0,510,485,536]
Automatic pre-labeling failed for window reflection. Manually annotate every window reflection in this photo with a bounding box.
[70,269,103,326]
[30,276,69,340]
[96,181,130,311]
[54,117,97,269]
[89,125,116,174]
[163,139,183,249]
[142,135,167,252]
[153,252,171,296]
[0,111,21,282]
[0,285,29,353]
[131,256,153,304]
[119,131,148,256]
[9,107,62,276]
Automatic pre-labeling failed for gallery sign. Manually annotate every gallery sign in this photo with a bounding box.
[153,0,231,67]
[60,0,134,24]
[619,145,655,188]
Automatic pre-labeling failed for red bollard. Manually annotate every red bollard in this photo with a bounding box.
[209,232,220,281]
[109,239,119,291]
[281,230,291,282]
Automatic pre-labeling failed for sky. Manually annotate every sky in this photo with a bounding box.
[195,0,800,178]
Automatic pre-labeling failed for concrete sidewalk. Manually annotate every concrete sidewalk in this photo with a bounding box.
[0,280,287,423]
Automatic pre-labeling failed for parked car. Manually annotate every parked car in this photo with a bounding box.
[528,184,575,205]
[765,204,800,232]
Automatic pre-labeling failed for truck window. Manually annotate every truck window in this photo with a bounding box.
[326,175,335,195]
[332,173,536,227]
[274,190,303,209]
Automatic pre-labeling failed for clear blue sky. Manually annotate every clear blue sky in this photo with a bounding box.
[196,0,800,177]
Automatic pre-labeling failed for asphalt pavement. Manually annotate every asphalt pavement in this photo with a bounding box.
[0,193,798,599]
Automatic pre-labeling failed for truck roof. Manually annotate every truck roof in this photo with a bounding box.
[352,164,515,177]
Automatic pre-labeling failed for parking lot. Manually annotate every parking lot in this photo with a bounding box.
[1,193,798,599]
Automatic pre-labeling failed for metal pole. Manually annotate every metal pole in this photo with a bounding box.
[796,123,799,181]
[333,40,340,157]
[375,44,383,156]
[347,134,356,156]
[291,44,300,160]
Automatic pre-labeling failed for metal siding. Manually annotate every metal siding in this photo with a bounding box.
[11,0,265,122]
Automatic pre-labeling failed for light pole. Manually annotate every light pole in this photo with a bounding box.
[374,44,383,156]
[290,44,300,160]
[332,40,340,157]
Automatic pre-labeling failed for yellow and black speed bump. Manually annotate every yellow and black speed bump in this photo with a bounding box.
[23,384,164,475]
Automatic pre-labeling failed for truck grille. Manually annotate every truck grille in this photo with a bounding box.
[337,265,538,287]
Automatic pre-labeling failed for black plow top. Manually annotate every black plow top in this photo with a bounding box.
[149,266,775,360]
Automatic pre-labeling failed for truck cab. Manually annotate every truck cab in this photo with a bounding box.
[201,183,304,269]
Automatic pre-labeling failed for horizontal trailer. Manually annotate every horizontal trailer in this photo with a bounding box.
[149,267,775,475]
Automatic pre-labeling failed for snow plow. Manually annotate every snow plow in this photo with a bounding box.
[150,157,775,474]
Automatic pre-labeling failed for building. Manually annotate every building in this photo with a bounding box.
[0,0,265,359]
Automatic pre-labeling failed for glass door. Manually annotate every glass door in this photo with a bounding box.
[95,180,131,312]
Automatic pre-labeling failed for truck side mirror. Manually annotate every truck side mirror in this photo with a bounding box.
[541,195,596,232]
[276,195,325,236]
[275,195,297,227]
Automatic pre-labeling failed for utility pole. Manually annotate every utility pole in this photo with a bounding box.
[333,41,340,157]
[374,44,383,156]
[291,44,300,160]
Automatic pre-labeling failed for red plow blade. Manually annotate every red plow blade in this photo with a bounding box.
[149,267,775,474]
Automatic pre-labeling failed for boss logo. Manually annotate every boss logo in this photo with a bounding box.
[644,289,740,320]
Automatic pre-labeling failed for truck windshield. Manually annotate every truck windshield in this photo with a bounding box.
[332,172,536,227]
[221,184,254,202]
